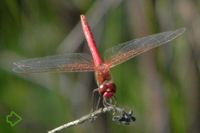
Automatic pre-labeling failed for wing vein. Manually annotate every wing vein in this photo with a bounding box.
[104,28,185,67]
[13,53,95,73]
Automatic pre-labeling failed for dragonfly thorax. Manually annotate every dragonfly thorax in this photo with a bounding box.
[95,63,111,85]
[95,64,116,98]
[98,81,116,98]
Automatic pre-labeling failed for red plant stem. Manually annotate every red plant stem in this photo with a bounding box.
[80,14,102,67]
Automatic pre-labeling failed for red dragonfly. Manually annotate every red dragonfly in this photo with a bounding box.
[13,15,185,106]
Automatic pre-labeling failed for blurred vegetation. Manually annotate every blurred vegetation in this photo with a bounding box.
[0,0,199,133]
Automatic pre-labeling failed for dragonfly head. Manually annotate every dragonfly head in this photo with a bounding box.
[98,81,116,98]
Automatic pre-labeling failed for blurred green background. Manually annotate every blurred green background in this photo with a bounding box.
[0,0,199,133]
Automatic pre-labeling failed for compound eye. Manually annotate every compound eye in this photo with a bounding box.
[98,84,106,95]
[105,83,116,93]
[100,84,104,89]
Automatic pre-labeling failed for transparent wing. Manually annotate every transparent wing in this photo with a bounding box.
[13,53,95,73]
[104,28,185,68]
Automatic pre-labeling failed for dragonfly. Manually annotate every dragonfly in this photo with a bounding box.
[13,14,185,106]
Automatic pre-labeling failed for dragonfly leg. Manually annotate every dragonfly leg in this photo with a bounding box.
[112,96,117,106]
[91,88,99,112]
[103,96,117,107]
[95,96,102,110]
[88,88,98,122]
